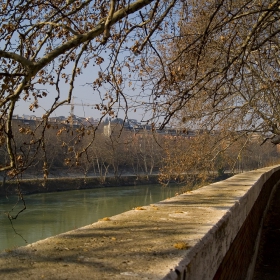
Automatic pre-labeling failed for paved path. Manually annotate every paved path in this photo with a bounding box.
[253,184,280,279]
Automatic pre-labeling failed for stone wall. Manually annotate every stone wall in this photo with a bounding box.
[213,169,280,280]
[164,166,280,280]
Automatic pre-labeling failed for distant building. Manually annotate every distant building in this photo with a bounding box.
[104,121,112,137]
[12,115,38,127]
[49,116,67,123]
[85,117,99,126]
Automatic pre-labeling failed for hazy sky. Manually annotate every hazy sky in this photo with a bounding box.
[8,27,151,123]
[13,65,145,122]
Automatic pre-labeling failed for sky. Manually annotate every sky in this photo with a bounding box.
[15,85,107,120]
[4,1,168,125]
[13,62,146,122]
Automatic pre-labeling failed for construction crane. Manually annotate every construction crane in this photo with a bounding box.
[67,97,122,119]
[70,97,95,118]
[64,96,124,126]
[64,96,96,125]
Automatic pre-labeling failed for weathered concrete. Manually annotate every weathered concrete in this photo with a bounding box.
[0,166,279,280]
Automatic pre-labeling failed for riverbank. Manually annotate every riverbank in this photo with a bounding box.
[0,172,232,197]
[0,174,160,197]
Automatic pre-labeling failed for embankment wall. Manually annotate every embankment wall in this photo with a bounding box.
[0,174,159,196]
[164,166,280,280]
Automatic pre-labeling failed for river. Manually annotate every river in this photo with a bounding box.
[0,184,182,253]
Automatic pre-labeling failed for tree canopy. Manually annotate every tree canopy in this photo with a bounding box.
[0,0,280,176]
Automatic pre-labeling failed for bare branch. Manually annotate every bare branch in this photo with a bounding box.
[102,0,117,44]
[34,0,155,70]
[0,50,34,68]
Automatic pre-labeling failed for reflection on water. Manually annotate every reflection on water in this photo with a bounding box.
[0,184,181,252]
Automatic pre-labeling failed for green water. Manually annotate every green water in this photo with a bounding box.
[0,184,181,252]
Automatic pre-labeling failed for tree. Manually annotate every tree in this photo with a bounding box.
[141,0,280,177]
[147,0,280,144]
[0,0,178,176]
[1,0,280,178]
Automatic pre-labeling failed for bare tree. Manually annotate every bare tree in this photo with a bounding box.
[147,0,280,144]
[0,0,177,176]
[1,0,280,179]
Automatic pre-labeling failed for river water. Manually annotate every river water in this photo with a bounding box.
[0,184,181,252]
